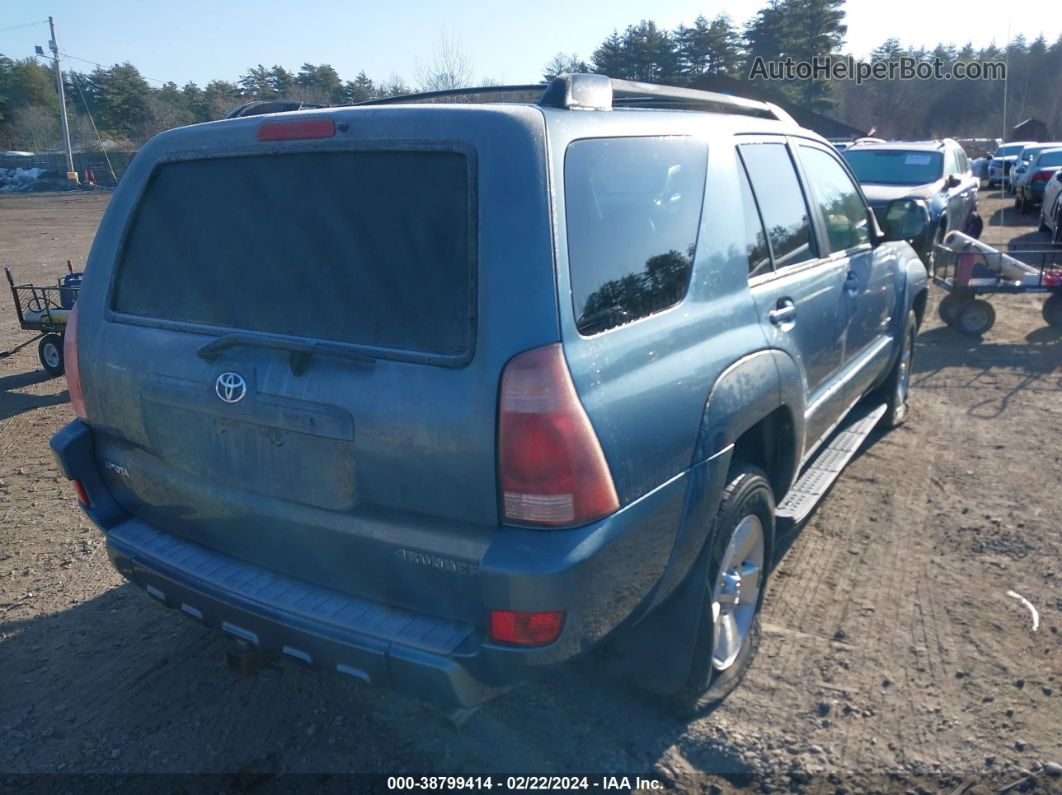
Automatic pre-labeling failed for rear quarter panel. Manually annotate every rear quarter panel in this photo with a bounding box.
[545,114,772,505]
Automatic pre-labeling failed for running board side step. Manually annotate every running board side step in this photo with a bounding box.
[775,403,888,531]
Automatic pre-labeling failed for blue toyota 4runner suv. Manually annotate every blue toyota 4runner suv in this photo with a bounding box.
[52,75,928,716]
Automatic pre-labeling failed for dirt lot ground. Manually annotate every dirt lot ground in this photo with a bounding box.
[0,190,1059,793]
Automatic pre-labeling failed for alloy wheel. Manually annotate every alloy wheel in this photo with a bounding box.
[711,514,765,671]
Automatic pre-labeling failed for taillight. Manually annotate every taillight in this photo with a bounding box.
[257,119,335,141]
[498,344,619,527]
[72,479,91,508]
[489,610,566,646]
[64,303,87,420]
[1031,170,1053,183]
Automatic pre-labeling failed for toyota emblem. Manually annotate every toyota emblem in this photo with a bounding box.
[215,372,247,404]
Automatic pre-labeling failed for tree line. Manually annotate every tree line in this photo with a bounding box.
[1,0,1060,154]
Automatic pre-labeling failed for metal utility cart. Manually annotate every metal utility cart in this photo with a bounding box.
[2,263,81,376]
[931,235,1062,336]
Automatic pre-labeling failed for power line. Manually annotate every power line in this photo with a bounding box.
[0,19,48,33]
[58,50,173,85]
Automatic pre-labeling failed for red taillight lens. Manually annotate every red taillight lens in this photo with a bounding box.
[489,610,566,646]
[498,344,619,527]
[64,303,87,420]
[257,119,335,141]
[72,479,91,507]
[1031,170,1052,183]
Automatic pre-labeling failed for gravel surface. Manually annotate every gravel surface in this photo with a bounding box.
[0,189,1059,792]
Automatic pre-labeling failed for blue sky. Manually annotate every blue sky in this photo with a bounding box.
[2,1,1060,88]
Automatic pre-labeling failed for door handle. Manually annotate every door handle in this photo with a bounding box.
[844,270,860,294]
[768,298,797,326]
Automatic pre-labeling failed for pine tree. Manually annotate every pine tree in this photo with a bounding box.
[676,14,741,82]
[591,31,626,77]
[267,66,294,98]
[345,71,375,103]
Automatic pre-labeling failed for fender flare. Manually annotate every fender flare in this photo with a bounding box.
[678,349,804,588]
[617,350,805,695]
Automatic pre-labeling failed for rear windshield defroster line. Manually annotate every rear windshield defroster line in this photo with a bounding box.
[111,149,475,363]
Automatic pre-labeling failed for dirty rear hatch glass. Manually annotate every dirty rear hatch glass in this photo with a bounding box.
[112,149,474,361]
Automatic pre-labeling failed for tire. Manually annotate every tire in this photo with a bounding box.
[673,465,774,716]
[964,213,984,239]
[937,293,960,325]
[878,311,917,429]
[38,334,64,376]
[1015,193,1027,213]
[1043,294,1062,329]
[953,299,996,337]
[1040,212,1051,234]
[1055,211,1062,245]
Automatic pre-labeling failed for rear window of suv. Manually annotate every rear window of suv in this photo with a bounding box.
[564,136,708,335]
[112,150,473,360]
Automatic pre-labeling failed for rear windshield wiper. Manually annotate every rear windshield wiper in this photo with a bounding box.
[197,333,376,376]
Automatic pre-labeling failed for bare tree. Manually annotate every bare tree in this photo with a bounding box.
[377,73,412,97]
[68,112,99,150]
[10,104,60,152]
[139,94,192,141]
[415,31,474,92]
[542,53,590,81]
[286,83,332,105]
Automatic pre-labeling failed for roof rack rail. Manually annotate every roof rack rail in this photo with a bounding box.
[353,84,546,106]
[347,73,794,124]
[539,73,794,122]
[226,100,325,118]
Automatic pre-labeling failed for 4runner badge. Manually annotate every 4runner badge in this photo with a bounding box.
[215,372,247,404]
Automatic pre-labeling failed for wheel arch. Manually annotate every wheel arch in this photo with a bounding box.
[608,350,805,696]
[649,349,804,611]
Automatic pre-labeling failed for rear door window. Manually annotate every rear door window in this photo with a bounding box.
[738,143,817,269]
[798,144,871,254]
[113,150,474,360]
[564,136,708,335]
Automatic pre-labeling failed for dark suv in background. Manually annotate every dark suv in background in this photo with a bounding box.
[844,138,980,267]
[52,74,928,717]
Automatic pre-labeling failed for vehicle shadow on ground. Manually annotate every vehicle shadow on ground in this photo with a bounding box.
[0,580,750,780]
[913,325,1062,419]
[985,206,1047,230]
[0,368,68,423]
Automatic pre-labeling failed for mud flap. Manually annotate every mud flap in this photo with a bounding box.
[599,539,711,695]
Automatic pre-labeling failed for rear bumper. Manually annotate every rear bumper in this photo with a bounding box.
[104,518,498,709]
[51,419,689,708]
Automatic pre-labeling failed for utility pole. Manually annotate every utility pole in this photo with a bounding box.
[47,16,77,182]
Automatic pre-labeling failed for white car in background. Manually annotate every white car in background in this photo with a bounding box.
[1039,170,1062,243]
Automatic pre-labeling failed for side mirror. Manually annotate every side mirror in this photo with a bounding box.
[879,198,929,242]
[945,174,961,189]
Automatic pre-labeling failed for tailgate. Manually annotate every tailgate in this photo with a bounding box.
[75,107,558,623]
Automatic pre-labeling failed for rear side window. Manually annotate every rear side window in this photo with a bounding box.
[738,143,816,268]
[798,145,871,253]
[565,136,708,335]
[113,151,473,359]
